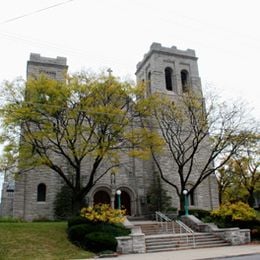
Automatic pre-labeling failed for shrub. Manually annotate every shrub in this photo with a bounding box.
[68,221,130,242]
[67,224,96,243]
[67,222,130,244]
[54,185,87,220]
[80,204,125,224]
[67,216,91,228]
[147,174,172,212]
[83,232,117,253]
[95,223,130,237]
[53,185,74,220]
[211,202,257,222]
[251,226,260,241]
[68,204,129,252]
[186,209,210,220]
[0,217,24,223]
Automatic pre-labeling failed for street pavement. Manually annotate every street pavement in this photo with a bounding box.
[216,254,259,260]
[88,245,260,260]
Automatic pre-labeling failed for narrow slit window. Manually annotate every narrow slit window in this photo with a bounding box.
[147,72,151,95]
[165,67,173,91]
[189,189,195,206]
[181,70,189,92]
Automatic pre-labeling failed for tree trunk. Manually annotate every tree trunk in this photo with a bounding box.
[179,194,185,212]
[247,189,255,208]
[71,193,86,216]
[218,187,223,205]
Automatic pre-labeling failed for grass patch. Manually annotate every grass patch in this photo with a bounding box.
[0,222,94,260]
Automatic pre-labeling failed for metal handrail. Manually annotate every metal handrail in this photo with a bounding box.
[175,220,194,233]
[155,211,172,233]
[176,220,196,248]
[155,212,196,248]
[155,211,171,222]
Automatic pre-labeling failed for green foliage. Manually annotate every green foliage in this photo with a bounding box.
[211,202,257,222]
[94,222,130,237]
[68,224,96,243]
[53,185,86,220]
[187,209,211,220]
[0,72,160,214]
[54,185,73,220]
[67,216,92,228]
[208,217,260,240]
[251,227,260,240]
[83,232,117,253]
[67,222,130,251]
[0,217,24,223]
[146,174,171,213]
[217,133,260,206]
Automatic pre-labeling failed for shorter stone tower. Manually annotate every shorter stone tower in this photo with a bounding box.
[27,53,68,80]
[12,54,68,220]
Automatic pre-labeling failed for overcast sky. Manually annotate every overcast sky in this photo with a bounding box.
[0,0,260,198]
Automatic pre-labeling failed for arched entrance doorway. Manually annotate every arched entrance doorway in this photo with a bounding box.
[93,190,110,205]
[115,190,131,215]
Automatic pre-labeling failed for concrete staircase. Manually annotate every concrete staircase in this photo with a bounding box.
[145,233,231,253]
[131,221,231,253]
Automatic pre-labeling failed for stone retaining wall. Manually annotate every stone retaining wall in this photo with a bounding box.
[116,223,146,254]
[181,215,251,245]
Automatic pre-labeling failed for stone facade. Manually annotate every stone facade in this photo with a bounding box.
[0,43,219,220]
[0,179,14,217]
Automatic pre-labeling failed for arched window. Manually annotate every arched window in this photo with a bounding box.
[165,67,173,91]
[37,183,46,202]
[181,70,189,92]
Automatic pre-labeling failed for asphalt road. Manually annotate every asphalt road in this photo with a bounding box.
[215,254,260,260]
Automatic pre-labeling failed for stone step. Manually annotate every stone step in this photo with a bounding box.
[136,222,182,235]
[146,237,224,246]
[146,233,220,241]
[146,242,230,253]
[146,239,229,247]
[145,233,231,253]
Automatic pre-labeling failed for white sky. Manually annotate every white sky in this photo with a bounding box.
[0,0,260,198]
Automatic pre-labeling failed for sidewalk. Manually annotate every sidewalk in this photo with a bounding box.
[90,245,260,260]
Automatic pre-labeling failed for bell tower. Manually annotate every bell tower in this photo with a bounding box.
[136,43,202,97]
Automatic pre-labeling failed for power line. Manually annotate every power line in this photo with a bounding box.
[0,0,76,25]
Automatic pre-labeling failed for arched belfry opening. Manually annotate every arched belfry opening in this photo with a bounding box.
[181,70,189,92]
[165,67,173,91]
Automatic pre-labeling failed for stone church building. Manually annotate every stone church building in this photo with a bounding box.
[0,43,219,220]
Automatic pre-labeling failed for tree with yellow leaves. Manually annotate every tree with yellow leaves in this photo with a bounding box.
[0,72,162,214]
